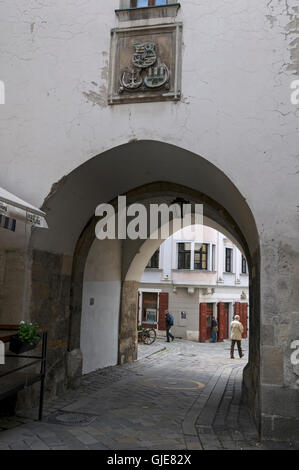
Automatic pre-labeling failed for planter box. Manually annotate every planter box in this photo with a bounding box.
[9,334,41,355]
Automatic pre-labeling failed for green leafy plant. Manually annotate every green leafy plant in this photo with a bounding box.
[18,321,39,345]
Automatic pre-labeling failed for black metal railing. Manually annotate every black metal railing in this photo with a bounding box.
[0,326,48,421]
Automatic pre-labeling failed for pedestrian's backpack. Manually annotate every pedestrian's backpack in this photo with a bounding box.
[169,314,174,326]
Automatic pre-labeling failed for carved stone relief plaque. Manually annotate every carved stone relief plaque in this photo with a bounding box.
[108,23,182,104]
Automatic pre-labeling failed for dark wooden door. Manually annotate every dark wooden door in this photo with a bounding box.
[224,303,230,339]
[142,292,158,328]
[158,292,169,331]
[206,303,214,340]
[199,303,207,342]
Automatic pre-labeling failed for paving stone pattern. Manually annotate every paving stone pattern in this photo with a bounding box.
[0,339,298,450]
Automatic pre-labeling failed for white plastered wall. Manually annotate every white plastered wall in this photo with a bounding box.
[80,238,121,374]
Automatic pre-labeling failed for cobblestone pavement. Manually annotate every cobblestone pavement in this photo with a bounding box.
[0,339,298,450]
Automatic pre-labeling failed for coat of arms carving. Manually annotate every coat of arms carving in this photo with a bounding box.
[108,23,182,104]
[120,42,170,93]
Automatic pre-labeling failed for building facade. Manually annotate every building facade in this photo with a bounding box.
[139,226,249,342]
[0,0,298,440]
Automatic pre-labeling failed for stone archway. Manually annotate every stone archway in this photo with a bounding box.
[68,181,257,369]
[28,141,261,433]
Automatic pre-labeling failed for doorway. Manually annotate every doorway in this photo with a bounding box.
[141,292,158,328]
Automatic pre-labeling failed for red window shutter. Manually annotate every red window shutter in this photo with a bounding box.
[158,292,168,330]
[240,303,248,338]
[199,303,207,342]
[234,302,247,338]
[217,302,225,342]
[234,302,241,316]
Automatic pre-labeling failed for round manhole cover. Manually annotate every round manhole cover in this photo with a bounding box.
[49,413,96,426]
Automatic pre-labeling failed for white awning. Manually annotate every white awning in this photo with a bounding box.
[0,187,48,229]
[0,187,45,216]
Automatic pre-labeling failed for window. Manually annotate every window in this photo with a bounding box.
[212,244,216,271]
[145,308,157,323]
[131,0,167,7]
[194,243,208,270]
[241,255,248,274]
[178,243,191,269]
[225,248,233,273]
[146,249,160,269]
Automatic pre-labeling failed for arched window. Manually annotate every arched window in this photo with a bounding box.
[131,0,167,8]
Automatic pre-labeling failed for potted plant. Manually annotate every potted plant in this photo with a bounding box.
[9,321,41,354]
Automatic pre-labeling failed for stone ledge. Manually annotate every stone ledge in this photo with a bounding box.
[115,4,180,22]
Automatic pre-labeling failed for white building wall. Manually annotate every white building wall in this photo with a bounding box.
[0,0,296,238]
[141,226,249,289]
[162,236,172,281]
[81,239,121,374]
[140,226,249,340]
[0,0,296,439]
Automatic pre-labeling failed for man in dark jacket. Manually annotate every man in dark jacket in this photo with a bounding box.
[211,317,218,343]
[165,310,174,342]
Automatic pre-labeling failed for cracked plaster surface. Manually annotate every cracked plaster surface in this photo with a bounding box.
[0,0,297,235]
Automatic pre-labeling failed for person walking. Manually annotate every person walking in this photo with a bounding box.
[165,310,174,342]
[230,315,244,359]
[211,316,218,343]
